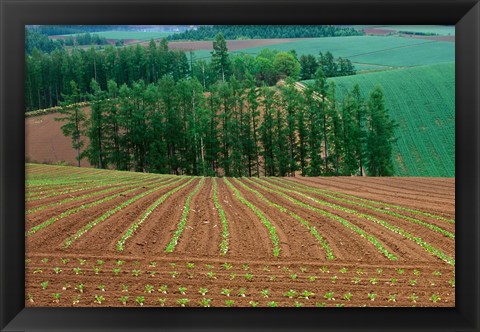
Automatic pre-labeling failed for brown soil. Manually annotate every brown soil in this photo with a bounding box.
[25,164,455,307]
[164,38,310,52]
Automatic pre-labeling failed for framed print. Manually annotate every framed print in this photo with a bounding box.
[1,0,479,331]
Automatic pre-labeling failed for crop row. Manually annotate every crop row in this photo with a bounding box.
[213,178,229,255]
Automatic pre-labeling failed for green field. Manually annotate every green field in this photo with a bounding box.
[193,36,454,69]
[304,62,455,177]
[63,31,174,40]
[376,25,455,36]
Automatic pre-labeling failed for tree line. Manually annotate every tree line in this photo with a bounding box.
[26,34,356,112]
[168,25,362,41]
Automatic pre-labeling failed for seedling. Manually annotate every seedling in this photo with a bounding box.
[25,258,31,265]
[249,301,259,307]
[148,261,157,268]
[116,260,124,266]
[430,294,441,303]
[149,271,156,277]
[75,283,84,293]
[238,288,247,297]
[187,272,194,279]
[409,279,417,286]
[376,268,383,274]
[413,269,421,276]
[245,273,254,281]
[170,271,178,278]
[158,298,167,306]
[119,296,129,305]
[41,258,49,264]
[205,264,214,269]
[269,275,276,281]
[72,295,80,305]
[186,262,195,269]
[342,292,353,301]
[267,301,278,307]
[331,275,338,283]
[78,258,87,265]
[113,268,121,275]
[122,284,129,292]
[263,265,270,272]
[145,285,154,293]
[62,283,70,291]
[61,258,70,264]
[134,261,140,266]
[324,292,335,300]
[432,271,442,276]
[73,267,82,275]
[369,277,378,285]
[300,290,314,300]
[159,285,168,294]
[290,273,298,280]
[94,267,102,275]
[179,287,187,295]
[177,298,190,307]
[308,276,317,282]
[53,267,62,274]
[320,266,329,273]
[225,300,235,307]
[170,262,177,268]
[352,277,361,284]
[356,268,365,275]
[242,264,250,271]
[97,284,106,292]
[389,278,398,285]
[136,296,145,306]
[199,288,208,296]
[335,304,345,307]
[207,271,216,279]
[199,298,211,307]
[94,295,105,304]
[96,260,104,266]
[229,273,237,280]
[396,268,405,275]
[52,293,61,303]
[132,269,142,277]
[388,294,397,302]
[221,288,232,297]
[40,281,49,290]
[283,266,291,272]
[261,289,270,298]
[294,301,303,307]
[300,267,308,273]
[409,293,419,303]
[339,267,348,273]
[316,302,327,307]
[367,293,377,301]
[221,262,233,270]
[33,268,43,274]
[449,278,455,287]
[284,289,297,299]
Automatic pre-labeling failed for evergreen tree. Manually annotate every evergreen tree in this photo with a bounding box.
[211,33,231,82]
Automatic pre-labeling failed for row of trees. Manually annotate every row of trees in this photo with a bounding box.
[168,25,362,41]
[58,71,396,177]
[26,33,356,112]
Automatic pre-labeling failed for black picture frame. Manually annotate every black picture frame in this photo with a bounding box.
[1,0,479,331]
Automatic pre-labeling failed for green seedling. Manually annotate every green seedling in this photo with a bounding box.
[261,289,270,298]
[145,285,154,293]
[136,296,145,306]
[40,281,49,290]
[119,296,129,305]
[284,289,297,299]
[199,288,208,296]
[249,301,259,307]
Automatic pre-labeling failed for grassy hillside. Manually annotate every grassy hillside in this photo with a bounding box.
[194,36,454,69]
[303,62,454,177]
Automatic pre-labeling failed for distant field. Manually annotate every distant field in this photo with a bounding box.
[61,31,174,41]
[193,36,454,69]
[304,62,455,177]
[377,25,455,36]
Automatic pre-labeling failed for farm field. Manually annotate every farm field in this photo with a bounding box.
[26,164,455,307]
[303,62,455,177]
[192,35,454,69]
[59,31,175,41]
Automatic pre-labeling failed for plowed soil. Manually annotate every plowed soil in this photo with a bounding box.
[25,164,455,307]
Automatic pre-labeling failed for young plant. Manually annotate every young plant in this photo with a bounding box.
[290,273,298,280]
[41,258,49,264]
[388,294,397,302]
[148,261,157,268]
[122,284,129,292]
[75,283,84,293]
[294,301,303,307]
[62,283,70,291]
[186,262,195,269]
[199,298,211,307]
[284,289,297,299]
[433,271,442,276]
[207,271,216,279]
[413,269,421,276]
[145,285,154,293]
[300,290,314,300]
[367,293,377,301]
[320,266,329,273]
[339,267,348,273]
[389,278,398,285]
[409,293,419,303]
[244,273,253,281]
[242,264,250,271]
[249,301,259,307]
[316,302,327,307]
[179,287,188,295]
[33,268,43,274]
[136,296,145,306]
[131,269,142,277]
[40,281,49,290]
[96,260,104,266]
[369,277,378,285]
[119,296,129,305]
[352,277,362,285]
[170,271,178,278]
[261,289,270,298]
[158,285,168,294]
[199,288,208,296]
[93,267,102,275]
[238,288,247,297]
[430,294,441,303]
[335,304,345,307]
[177,298,190,307]
[61,258,70,264]
[113,268,121,276]
[205,264,214,269]
[158,298,167,306]
[221,288,232,297]
[267,301,278,307]
[97,284,106,292]
[78,258,87,265]
[53,267,62,274]
[449,278,455,287]
[342,292,353,301]
[73,267,82,275]
[409,279,417,286]
[324,292,335,300]
[300,267,308,273]
[72,295,80,305]
[396,268,405,275]
[308,275,317,282]
[225,300,235,307]
[52,293,61,303]
[149,271,157,277]
[269,275,277,281]
[331,275,338,283]
[221,262,233,270]
[229,273,237,280]
[94,295,105,304]
[170,262,177,268]
[116,259,124,266]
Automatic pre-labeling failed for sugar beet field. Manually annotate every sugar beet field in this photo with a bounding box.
[26,164,455,307]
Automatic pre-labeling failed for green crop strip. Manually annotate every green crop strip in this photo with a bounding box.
[256,178,455,266]
[239,178,335,260]
[213,178,230,255]
[276,178,454,223]
[165,178,205,253]
[117,178,196,252]
[249,178,397,261]
[26,178,156,215]
[271,178,454,238]
[223,177,281,257]
[61,177,186,248]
